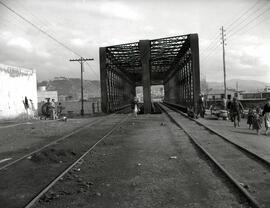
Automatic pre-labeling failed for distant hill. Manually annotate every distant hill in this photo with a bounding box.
[38,78,100,100]
[208,79,269,92]
[37,78,268,100]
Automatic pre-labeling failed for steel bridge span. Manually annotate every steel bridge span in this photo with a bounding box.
[99,34,200,114]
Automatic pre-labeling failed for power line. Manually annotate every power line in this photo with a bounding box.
[5,0,51,28]
[85,62,99,78]
[0,0,81,57]
[200,41,220,58]
[237,11,270,35]
[228,6,270,38]
[6,0,99,79]
[0,0,99,79]
[200,32,219,52]
[201,1,269,66]
[227,1,269,34]
[200,44,220,64]
[6,0,64,40]
[225,0,262,30]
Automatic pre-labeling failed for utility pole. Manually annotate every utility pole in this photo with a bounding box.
[220,26,227,102]
[70,57,94,116]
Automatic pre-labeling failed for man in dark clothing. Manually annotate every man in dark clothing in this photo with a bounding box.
[57,102,64,118]
[231,97,244,128]
[226,97,232,121]
[262,98,270,135]
[23,96,30,119]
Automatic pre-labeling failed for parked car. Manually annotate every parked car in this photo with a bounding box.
[210,106,228,120]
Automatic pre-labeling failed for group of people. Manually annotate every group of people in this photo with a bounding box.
[246,98,270,135]
[227,97,270,135]
[42,98,64,120]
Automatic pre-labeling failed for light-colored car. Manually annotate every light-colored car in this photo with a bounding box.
[211,107,228,120]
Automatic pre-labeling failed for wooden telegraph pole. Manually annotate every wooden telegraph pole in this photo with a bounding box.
[70,57,94,116]
[221,26,227,101]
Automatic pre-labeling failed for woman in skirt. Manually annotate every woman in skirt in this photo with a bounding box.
[262,98,270,135]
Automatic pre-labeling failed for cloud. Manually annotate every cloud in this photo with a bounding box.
[70,38,93,47]
[99,1,140,21]
[7,37,33,52]
[201,32,270,83]
[36,50,51,58]
[0,0,269,82]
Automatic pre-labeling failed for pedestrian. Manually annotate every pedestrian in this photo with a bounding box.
[51,99,57,120]
[230,97,244,128]
[131,97,139,117]
[247,108,254,130]
[226,97,232,121]
[23,96,30,119]
[209,104,213,115]
[262,98,270,135]
[253,107,262,135]
[197,94,205,118]
[57,102,64,118]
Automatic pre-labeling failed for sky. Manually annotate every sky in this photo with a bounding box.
[0,0,269,83]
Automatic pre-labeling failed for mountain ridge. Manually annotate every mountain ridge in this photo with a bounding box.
[207,79,269,92]
[38,78,100,100]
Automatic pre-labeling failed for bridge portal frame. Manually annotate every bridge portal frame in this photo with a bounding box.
[100,34,200,114]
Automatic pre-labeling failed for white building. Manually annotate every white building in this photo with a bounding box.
[0,63,37,120]
[37,86,58,103]
[264,86,270,92]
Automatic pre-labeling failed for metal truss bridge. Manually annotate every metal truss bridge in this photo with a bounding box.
[100,34,200,114]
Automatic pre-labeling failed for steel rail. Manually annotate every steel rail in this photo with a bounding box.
[24,114,130,208]
[0,117,104,171]
[0,106,131,171]
[163,102,270,168]
[158,103,263,208]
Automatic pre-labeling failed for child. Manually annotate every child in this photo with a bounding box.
[253,107,262,135]
[247,108,254,130]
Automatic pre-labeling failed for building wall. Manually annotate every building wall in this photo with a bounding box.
[0,63,37,120]
[37,90,58,103]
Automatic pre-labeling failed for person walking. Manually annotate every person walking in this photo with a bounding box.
[51,99,57,120]
[57,102,64,118]
[230,97,244,128]
[253,107,262,135]
[262,98,270,135]
[197,94,205,118]
[226,97,233,121]
[23,96,30,120]
[247,108,254,130]
[131,97,139,117]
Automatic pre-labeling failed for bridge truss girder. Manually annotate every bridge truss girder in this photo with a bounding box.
[100,34,200,114]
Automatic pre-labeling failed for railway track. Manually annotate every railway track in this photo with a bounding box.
[158,103,270,208]
[0,113,130,208]
[0,106,131,171]
[0,116,104,171]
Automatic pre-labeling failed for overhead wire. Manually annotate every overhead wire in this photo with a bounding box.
[228,6,270,38]
[0,0,99,79]
[225,0,262,31]
[201,0,270,68]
